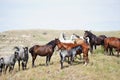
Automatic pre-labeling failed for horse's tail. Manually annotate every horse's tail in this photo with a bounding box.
[14,46,20,51]
[102,36,107,46]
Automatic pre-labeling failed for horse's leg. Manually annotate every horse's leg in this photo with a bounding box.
[117,50,119,57]
[60,54,64,69]
[104,45,107,55]
[5,65,8,74]
[75,51,81,60]
[111,48,114,56]
[104,44,108,55]
[46,56,49,66]
[22,61,24,70]
[110,48,114,56]
[83,50,89,66]
[9,65,13,73]
[90,44,93,54]
[25,60,28,69]
[48,55,52,65]
[18,60,20,70]
[70,55,74,65]
[94,45,97,50]
[77,51,82,60]
[67,57,70,64]
[32,55,37,67]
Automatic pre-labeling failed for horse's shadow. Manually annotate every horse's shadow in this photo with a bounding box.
[71,60,84,66]
[32,62,54,68]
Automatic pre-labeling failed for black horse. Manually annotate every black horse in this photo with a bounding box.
[29,39,57,67]
[84,31,107,53]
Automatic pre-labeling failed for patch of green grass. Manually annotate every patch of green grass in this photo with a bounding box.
[94,46,104,54]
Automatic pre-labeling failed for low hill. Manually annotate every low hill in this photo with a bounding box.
[0,29,120,80]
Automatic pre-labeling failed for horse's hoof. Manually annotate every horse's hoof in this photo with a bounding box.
[61,67,63,69]
[32,65,35,68]
[83,62,88,66]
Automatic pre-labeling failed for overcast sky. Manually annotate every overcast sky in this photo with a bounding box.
[0,0,120,32]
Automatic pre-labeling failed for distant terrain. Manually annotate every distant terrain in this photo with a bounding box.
[0,29,120,80]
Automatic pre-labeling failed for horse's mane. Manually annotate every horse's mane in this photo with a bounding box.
[47,40,57,48]
[46,40,54,45]
[14,46,20,51]
[59,32,66,40]
[73,33,80,38]
[85,31,96,37]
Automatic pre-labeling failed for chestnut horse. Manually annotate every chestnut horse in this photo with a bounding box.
[55,39,89,65]
[104,37,120,56]
[29,39,57,67]
[74,38,90,65]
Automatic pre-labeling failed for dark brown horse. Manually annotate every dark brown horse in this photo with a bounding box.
[29,39,57,67]
[84,30,107,53]
[104,37,120,56]
[55,38,89,65]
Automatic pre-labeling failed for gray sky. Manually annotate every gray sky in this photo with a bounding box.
[0,0,120,32]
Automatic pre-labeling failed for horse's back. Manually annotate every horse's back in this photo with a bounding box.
[104,37,120,49]
[29,45,53,56]
[3,54,14,65]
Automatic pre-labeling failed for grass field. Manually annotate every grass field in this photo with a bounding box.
[0,29,120,80]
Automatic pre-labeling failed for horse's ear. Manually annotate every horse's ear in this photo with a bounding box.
[84,30,87,32]
[55,38,58,40]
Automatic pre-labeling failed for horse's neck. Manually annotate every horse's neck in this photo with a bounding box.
[88,34,96,40]
[59,33,66,40]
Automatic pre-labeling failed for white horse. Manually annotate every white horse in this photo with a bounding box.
[59,32,74,43]
[70,33,89,44]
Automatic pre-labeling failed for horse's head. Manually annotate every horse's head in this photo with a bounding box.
[55,38,64,51]
[14,51,19,60]
[84,31,92,39]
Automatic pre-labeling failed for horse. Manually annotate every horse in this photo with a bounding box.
[29,39,57,67]
[84,30,107,53]
[2,52,18,73]
[59,32,74,43]
[55,39,89,65]
[14,46,29,70]
[104,37,120,56]
[0,58,4,75]
[60,46,82,69]
[70,33,89,44]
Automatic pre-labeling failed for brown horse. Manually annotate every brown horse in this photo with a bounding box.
[104,37,120,56]
[29,39,57,67]
[55,38,89,65]
[74,38,90,65]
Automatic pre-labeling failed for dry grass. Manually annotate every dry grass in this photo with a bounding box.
[0,29,120,80]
